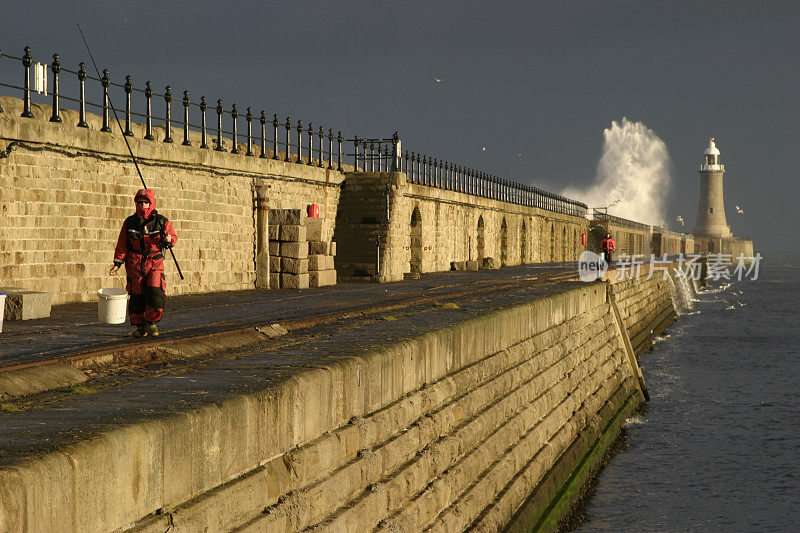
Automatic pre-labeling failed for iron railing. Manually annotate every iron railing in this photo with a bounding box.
[593,209,652,233]
[0,46,345,170]
[1,45,589,219]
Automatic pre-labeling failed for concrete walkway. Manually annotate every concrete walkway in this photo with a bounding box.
[1,263,578,367]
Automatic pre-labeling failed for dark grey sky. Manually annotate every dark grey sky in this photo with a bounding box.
[3,1,797,251]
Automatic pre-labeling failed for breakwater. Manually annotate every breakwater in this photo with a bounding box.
[0,269,677,532]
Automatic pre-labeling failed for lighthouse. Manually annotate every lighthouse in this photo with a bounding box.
[692,138,732,239]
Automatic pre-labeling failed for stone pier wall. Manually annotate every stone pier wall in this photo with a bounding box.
[0,95,343,304]
[0,275,677,532]
[335,172,589,282]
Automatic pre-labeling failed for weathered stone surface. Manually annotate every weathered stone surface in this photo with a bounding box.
[309,241,330,255]
[450,261,466,271]
[269,256,281,273]
[280,273,309,289]
[309,269,337,287]
[0,279,665,533]
[268,225,280,241]
[280,257,309,275]
[466,260,479,271]
[0,364,87,401]
[278,224,307,243]
[269,241,281,257]
[269,272,281,289]
[280,241,309,260]
[305,218,324,241]
[270,209,305,226]
[481,257,499,270]
[308,254,325,271]
[1,289,52,320]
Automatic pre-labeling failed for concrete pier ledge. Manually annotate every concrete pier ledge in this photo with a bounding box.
[0,264,676,532]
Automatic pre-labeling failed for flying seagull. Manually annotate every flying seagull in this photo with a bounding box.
[736,205,744,214]
[481,146,486,151]
[430,77,443,83]
[676,216,684,226]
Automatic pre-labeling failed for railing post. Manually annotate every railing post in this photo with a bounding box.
[100,69,111,132]
[77,63,89,127]
[306,122,314,165]
[272,114,280,159]
[123,75,133,136]
[369,141,376,172]
[318,125,325,167]
[144,81,154,139]
[421,155,428,185]
[230,103,239,154]
[296,120,303,163]
[337,131,344,171]
[246,107,254,156]
[200,96,209,148]
[391,132,400,172]
[284,117,292,161]
[215,99,224,151]
[327,129,334,169]
[181,91,191,146]
[49,53,62,122]
[21,46,33,118]
[260,111,268,158]
[163,85,173,142]
[353,136,359,171]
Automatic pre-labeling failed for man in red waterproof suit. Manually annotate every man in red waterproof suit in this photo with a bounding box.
[109,189,177,337]
[600,232,616,264]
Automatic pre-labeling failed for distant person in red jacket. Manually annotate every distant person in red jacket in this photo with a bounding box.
[109,189,177,337]
[601,232,616,264]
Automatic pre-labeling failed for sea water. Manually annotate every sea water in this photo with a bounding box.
[572,252,800,531]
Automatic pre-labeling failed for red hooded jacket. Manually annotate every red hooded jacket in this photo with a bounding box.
[113,189,177,287]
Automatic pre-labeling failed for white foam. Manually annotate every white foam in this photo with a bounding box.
[561,118,673,227]
[623,416,647,428]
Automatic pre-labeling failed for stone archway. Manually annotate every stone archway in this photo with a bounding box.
[410,207,422,274]
[500,218,508,266]
[521,221,528,264]
[477,215,485,261]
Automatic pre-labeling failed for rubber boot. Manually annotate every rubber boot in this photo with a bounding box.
[146,322,159,337]
[132,325,148,338]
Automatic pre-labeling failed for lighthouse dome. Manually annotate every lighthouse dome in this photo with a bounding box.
[704,138,720,156]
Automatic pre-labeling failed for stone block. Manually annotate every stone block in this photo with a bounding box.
[330,241,336,256]
[281,257,308,274]
[481,257,499,270]
[308,254,325,271]
[279,224,307,243]
[269,272,281,288]
[450,261,466,271]
[280,273,309,289]
[466,260,479,271]
[269,241,281,257]
[268,225,280,241]
[270,256,282,273]
[270,209,305,226]
[305,218,324,241]
[309,241,329,255]
[281,241,309,259]
[310,269,337,287]
[1,288,52,320]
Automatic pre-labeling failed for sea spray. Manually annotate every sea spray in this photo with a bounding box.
[563,118,672,227]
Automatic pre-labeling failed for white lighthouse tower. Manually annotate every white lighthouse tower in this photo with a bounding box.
[693,138,732,239]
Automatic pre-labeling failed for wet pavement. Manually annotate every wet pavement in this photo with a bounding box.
[0,263,578,367]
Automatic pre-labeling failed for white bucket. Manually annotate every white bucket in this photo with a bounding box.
[98,288,129,324]
[0,293,6,333]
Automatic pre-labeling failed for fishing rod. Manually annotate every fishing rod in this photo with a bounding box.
[78,24,184,280]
